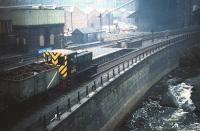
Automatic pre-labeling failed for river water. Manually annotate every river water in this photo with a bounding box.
[118,67,200,131]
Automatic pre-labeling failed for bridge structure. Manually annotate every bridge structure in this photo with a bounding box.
[6,28,199,131]
[45,30,200,131]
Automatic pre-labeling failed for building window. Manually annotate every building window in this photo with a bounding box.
[50,34,55,45]
[39,35,45,46]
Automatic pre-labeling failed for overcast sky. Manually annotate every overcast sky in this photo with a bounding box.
[64,0,117,9]
[0,0,132,11]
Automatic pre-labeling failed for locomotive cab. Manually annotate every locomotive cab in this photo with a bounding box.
[43,49,77,78]
[43,49,97,80]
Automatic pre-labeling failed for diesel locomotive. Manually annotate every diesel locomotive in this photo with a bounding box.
[43,49,98,82]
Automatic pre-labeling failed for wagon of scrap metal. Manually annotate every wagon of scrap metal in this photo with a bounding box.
[0,63,59,108]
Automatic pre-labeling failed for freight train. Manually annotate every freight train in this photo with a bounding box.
[0,49,97,109]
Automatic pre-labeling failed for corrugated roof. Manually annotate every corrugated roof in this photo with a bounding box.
[72,28,99,34]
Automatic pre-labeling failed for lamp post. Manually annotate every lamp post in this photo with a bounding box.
[87,13,89,27]
[60,33,64,49]
[99,13,103,42]
[69,7,73,32]
[108,13,111,33]
[70,12,73,31]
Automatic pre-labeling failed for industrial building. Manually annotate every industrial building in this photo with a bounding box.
[64,6,87,31]
[0,8,64,55]
[133,0,192,31]
[11,9,65,54]
[71,28,99,43]
[0,20,15,55]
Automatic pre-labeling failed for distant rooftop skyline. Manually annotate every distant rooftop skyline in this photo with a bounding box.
[65,0,117,9]
[0,0,135,14]
[0,0,131,9]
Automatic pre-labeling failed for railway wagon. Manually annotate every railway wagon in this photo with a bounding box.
[0,63,59,105]
[43,49,97,85]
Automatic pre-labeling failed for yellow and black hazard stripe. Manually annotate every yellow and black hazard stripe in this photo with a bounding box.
[43,53,46,63]
[50,52,59,65]
[43,52,54,66]
[58,55,68,78]
[43,52,68,78]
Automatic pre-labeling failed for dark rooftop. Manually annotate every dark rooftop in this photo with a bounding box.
[72,28,99,34]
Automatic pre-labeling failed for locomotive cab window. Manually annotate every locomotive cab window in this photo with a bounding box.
[72,55,77,63]
[58,57,65,65]
[46,55,52,63]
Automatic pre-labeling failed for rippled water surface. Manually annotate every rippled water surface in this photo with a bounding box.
[118,68,200,131]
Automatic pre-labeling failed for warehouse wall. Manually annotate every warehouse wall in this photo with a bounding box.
[13,24,64,53]
[0,12,16,55]
[0,9,65,54]
[11,9,64,26]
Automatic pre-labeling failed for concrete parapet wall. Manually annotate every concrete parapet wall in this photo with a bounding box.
[48,33,199,131]
[93,49,132,66]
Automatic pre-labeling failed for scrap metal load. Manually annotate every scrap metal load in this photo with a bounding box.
[0,63,59,106]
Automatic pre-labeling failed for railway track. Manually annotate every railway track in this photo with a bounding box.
[4,31,194,131]
[0,27,192,73]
